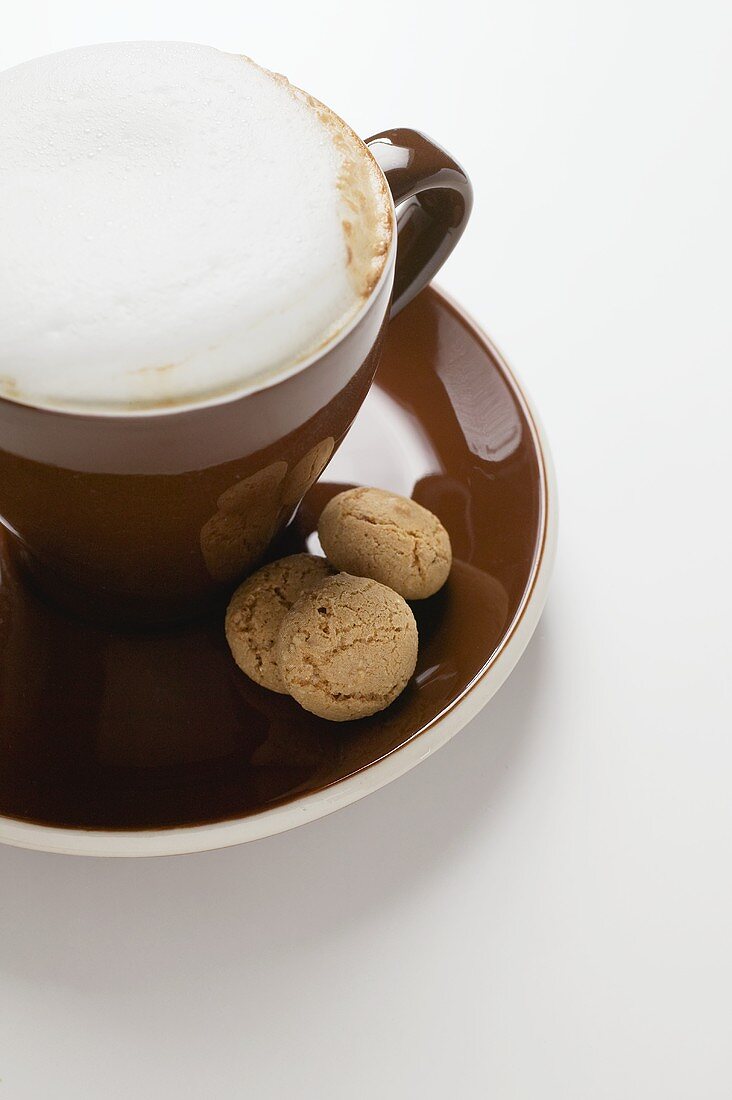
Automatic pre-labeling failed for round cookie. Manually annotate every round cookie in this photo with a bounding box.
[225,553,333,692]
[276,573,418,721]
[318,487,452,600]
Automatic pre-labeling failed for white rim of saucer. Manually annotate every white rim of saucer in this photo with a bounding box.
[0,287,558,857]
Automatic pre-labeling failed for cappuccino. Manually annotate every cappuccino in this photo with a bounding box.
[0,42,393,412]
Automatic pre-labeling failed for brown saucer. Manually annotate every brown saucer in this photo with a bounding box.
[0,287,554,850]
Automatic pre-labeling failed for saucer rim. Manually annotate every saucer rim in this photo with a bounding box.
[0,286,558,857]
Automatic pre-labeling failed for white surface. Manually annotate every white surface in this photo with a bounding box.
[0,42,391,411]
[1,0,731,1096]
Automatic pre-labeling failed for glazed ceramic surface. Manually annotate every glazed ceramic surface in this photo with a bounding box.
[0,129,470,626]
[0,287,556,855]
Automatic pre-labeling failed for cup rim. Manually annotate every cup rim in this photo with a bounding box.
[0,152,398,423]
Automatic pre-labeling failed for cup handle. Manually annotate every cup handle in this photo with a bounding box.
[365,128,473,317]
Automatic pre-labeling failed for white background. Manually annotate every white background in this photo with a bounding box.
[2,1,731,1096]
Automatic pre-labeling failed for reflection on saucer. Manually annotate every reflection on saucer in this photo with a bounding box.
[413,558,510,690]
[230,672,330,770]
[94,630,249,768]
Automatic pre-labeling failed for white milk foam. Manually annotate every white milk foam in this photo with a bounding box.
[0,42,392,412]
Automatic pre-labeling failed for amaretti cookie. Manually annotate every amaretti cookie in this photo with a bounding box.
[225,553,334,692]
[276,573,418,721]
[318,487,452,599]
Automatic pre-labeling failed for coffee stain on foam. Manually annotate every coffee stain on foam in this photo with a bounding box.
[297,92,392,302]
[130,362,179,376]
[0,376,21,400]
[240,55,393,303]
[119,362,182,410]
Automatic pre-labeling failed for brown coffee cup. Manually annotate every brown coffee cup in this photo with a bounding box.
[0,128,472,625]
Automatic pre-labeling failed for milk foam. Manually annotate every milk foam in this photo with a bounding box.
[0,42,392,412]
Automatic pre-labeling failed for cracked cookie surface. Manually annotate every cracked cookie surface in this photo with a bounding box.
[317,487,452,600]
[276,573,418,721]
[225,553,334,692]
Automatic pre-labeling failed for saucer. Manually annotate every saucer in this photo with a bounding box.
[0,287,556,856]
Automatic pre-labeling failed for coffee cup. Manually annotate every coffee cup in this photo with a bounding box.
[0,45,471,625]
